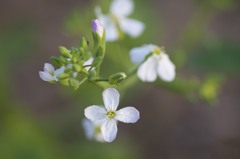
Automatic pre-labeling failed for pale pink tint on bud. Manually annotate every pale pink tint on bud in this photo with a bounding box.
[92,19,104,38]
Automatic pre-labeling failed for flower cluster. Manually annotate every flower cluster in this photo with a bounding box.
[39,0,176,143]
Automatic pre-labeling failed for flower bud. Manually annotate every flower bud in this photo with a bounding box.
[69,78,80,90]
[57,73,70,79]
[79,37,88,51]
[50,56,62,68]
[92,19,104,38]
[73,64,81,72]
[59,46,72,58]
[109,72,127,85]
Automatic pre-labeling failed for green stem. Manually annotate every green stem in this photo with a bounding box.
[83,64,92,68]
[94,77,109,82]
[79,77,88,86]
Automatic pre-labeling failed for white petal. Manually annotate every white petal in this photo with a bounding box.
[82,119,94,139]
[119,18,145,37]
[157,53,176,82]
[84,105,107,121]
[54,66,65,81]
[101,119,118,142]
[54,66,65,76]
[115,107,140,123]
[137,56,158,82]
[84,57,94,71]
[95,7,118,41]
[105,23,119,42]
[44,63,54,73]
[110,0,133,17]
[130,44,155,64]
[39,71,54,82]
[102,88,120,111]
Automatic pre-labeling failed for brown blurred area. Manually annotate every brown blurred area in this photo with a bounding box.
[1,0,240,159]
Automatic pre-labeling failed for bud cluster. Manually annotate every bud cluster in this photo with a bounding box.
[39,19,128,90]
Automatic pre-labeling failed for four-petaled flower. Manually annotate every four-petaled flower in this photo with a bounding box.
[130,44,176,82]
[39,63,65,82]
[84,88,140,142]
[95,0,145,42]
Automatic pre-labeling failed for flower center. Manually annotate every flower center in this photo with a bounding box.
[153,47,160,55]
[107,111,116,119]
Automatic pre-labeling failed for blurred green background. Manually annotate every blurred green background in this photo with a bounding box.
[0,0,240,159]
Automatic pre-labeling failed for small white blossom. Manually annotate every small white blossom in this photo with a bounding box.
[84,88,140,142]
[130,44,176,82]
[39,63,65,82]
[95,0,145,42]
[82,119,105,142]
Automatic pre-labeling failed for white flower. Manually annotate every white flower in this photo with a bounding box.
[130,44,176,82]
[95,0,145,42]
[82,119,105,142]
[39,63,65,82]
[84,88,140,142]
[92,19,104,38]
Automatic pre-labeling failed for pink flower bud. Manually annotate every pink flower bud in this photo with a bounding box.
[92,19,104,38]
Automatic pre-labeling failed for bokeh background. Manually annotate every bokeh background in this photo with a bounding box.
[0,0,240,159]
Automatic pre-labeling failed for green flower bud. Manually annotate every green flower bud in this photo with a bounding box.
[50,56,62,68]
[59,78,70,86]
[57,73,70,79]
[79,37,88,51]
[64,65,72,73]
[59,46,72,58]
[109,72,127,85]
[69,78,80,90]
[73,64,81,72]
[59,56,67,64]
[70,47,78,56]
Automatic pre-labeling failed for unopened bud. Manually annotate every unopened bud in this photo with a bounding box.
[69,78,80,90]
[50,56,62,68]
[59,46,72,58]
[57,73,70,79]
[109,72,127,84]
[79,37,88,51]
[92,19,104,38]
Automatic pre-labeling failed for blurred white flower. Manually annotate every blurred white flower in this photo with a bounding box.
[39,63,65,82]
[95,0,145,42]
[84,88,140,142]
[130,44,176,82]
[82,119,105,142]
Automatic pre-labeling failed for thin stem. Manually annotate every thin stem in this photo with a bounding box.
[83,64,92,68]
[126,65,138,77]
[94,77,109,82]
[79,77,88,86]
